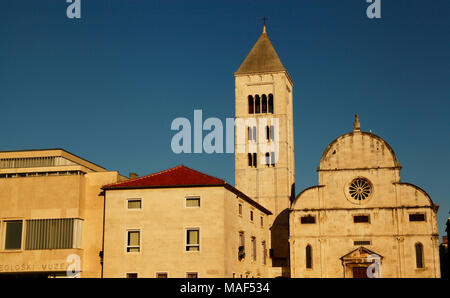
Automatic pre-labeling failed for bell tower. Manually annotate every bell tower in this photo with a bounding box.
[234,25,295,277]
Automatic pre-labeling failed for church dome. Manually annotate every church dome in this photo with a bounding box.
[319,115,401,171]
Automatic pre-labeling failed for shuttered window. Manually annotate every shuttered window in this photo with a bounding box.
[186,229,200,251]
[25,218,83,250]
[185,197,200,208]
[127,230,140,252]
[127,199,142,209]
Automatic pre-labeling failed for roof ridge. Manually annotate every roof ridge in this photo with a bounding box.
[182,166,225,184]
[103,165,185,188]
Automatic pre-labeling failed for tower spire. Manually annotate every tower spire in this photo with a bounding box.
[353,114,361,132]
[262,16,267,34]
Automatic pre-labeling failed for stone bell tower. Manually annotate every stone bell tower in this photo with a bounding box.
[234,24,295,277]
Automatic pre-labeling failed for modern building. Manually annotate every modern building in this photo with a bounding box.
[290,116,441,278]
[234,24,295,277]
[0,149,126,277]
[101,165,271,278]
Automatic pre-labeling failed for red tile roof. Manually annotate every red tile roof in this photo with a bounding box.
[103,165,225,189]
[102,165,272,215]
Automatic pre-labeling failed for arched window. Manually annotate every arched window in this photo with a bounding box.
[415,243,424,268]
[265,152,270,166]
[248,153,252,167]
[268,94,274,114]
[255,95,261,114]
[252,153,257,168]
[266,125,270,141]
[306,245,312,269]
[248,96,254,114]
[262,94,267,113]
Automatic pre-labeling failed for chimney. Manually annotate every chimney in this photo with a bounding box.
[129,173,139,180]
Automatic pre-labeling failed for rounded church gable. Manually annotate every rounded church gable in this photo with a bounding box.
[319,131,400,171]
[292,185,323,209]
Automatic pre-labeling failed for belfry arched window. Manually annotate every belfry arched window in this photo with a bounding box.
[265,152,270,166]
[306,245,312,269]
[262,95,267,113]
[248,96,254,114]
[415,243,424,269]
[268,94,274,114]
[255,95,261,114]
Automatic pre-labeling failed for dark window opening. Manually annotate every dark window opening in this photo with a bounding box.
[353,215,370,223]
[301,216,316,224]
[255,95,260,114]
[262,95,267,113]
[248,96,254,114]
[268,94,274,113]
[409,214,425,222]
[306,245,312,269]
[415,243,424,268]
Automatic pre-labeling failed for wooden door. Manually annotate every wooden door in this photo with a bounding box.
[352,267,368,278]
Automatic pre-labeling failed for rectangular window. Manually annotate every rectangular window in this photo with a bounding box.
[250,210,254,222]
[252,153,257,168]
[354,241,371,246]
[186,229,200,251]
[251,237,256,261]
[270,125,275,141]
[353,215,370,223]
[127,199,142,210]
[300,216,316,224]
[127,230,140,252]
[239,231,245,260]
[4,220,23,250]
[126,273,138,278]
[409,214,425,222]
[186,197,200,208]
[156,272,168,278]
[238,203,243,216]
[260,216,264,228]
[270,151,276,166]
[25,218,83,250]
[186,272,198,278]
[262,241,267,265]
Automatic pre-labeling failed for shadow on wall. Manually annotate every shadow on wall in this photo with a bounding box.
[270,208,290,269]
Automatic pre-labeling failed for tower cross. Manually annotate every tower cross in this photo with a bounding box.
[262,16,267,33]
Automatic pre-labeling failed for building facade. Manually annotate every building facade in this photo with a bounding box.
[0,149,126,277]
[102,165,271,278]
[290,116,441,278]
[234,25,295,277]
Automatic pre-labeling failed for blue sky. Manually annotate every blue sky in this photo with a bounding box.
[1,1,449,237]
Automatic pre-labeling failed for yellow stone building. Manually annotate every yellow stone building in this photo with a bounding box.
[0,149,126,277]
[101,165,271,278]
[290,116,441,278]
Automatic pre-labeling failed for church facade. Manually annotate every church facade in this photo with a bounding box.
[290,116,441,278]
